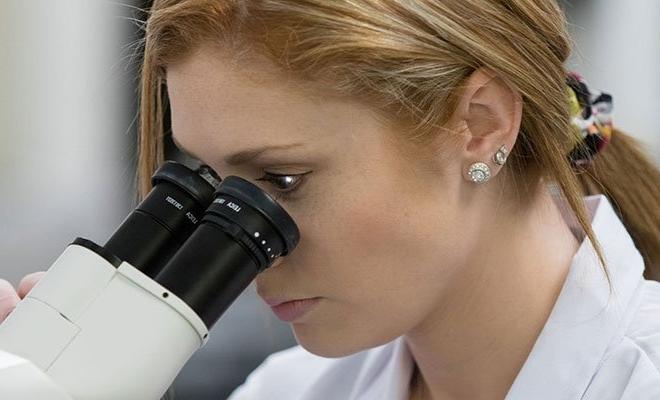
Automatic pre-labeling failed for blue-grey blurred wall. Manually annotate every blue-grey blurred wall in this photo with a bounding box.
[0,1,137,278]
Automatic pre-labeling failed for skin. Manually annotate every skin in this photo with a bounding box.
[2,42,581,400]
[0,271,45,320]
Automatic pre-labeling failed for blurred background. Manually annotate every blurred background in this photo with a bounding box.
[0,0,658,399]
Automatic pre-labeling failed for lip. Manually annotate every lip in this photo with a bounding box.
[262,297,293,307]
[267,297,321,322]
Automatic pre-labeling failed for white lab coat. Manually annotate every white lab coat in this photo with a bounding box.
[227,194,660,399]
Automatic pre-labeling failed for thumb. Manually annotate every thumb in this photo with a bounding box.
[0,279,20,322]
[17,271,46,299]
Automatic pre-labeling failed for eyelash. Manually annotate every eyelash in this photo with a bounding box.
[254,171,312,200]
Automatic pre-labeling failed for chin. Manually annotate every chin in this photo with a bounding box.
[290,322,396,358]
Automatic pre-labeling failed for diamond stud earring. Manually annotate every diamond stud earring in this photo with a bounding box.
[493,144,508,165]
[467,162,491,183]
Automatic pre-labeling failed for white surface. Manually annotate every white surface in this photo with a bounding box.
[0,243,208,399]
[117,261,210,347]
[0,349,73,400]
[0,297,80,371]
[28,244,117,321]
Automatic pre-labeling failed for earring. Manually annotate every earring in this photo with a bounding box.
[493,144,508,165]
[467,162,491,183]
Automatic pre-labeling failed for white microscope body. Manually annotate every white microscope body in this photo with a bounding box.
[0,240,208,400]
[0,161,299,400]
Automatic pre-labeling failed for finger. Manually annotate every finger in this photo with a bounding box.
[17,271,46,299]
[0,279,20,322]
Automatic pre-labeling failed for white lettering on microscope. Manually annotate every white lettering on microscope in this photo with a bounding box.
[166,196,183,210]
[186,212,198,224]
[227,202,241,212]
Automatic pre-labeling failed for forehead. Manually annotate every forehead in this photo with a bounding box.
[164,43,391,159]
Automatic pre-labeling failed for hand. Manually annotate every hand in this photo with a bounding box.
[0,271,46,323]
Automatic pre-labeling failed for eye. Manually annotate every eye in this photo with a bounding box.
[254,171,312,200]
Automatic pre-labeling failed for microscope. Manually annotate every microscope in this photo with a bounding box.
[0,161,300,399]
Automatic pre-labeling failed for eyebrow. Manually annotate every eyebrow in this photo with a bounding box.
[171,134,305,166]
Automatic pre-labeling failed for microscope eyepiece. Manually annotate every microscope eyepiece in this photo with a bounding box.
[152,161,217,205]
[103,161,216,277]
[212,176,299,257]
[156,174,300,329]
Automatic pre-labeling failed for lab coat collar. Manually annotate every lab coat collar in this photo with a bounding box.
[503,194,646,399]
[346,335,414,400]
[337,194,645,400]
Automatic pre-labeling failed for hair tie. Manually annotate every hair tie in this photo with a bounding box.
[565,71,614,167]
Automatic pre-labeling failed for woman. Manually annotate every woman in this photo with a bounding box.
[2,1,659,399]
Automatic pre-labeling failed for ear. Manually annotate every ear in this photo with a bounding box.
[453,66,523,181]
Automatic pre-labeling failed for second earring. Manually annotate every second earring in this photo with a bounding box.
[493,145,508,165]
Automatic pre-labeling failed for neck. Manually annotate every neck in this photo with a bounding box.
[405,183,580,400]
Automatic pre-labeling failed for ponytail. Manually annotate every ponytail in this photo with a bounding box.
[574,127,660,281]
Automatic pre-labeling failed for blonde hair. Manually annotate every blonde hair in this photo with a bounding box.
[136,0,660,294]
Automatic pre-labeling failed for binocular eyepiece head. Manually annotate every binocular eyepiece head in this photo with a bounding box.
[102,161,300,328]
[105,160,299,277]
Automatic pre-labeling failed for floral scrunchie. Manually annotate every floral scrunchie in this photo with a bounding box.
[565,71,614,167]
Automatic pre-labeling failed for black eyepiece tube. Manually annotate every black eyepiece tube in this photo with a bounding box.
[103,161,216,278]
[155,175,300,329]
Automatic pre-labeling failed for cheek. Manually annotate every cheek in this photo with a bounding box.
[286,161,472,354]
[343,199,395,255]
[292,193,465,355]
[328,188,462,304]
